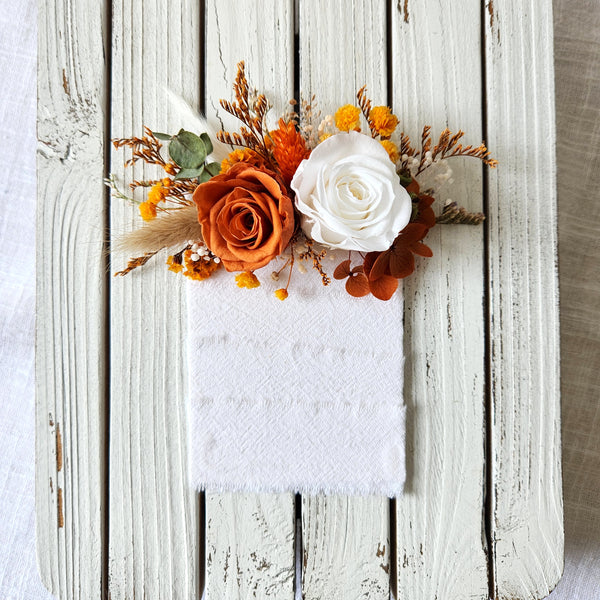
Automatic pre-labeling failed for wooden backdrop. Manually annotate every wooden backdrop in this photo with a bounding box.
[36,1,563,598]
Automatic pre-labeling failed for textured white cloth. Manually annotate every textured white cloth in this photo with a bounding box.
[187,265,406,496]
[0,1,53,598]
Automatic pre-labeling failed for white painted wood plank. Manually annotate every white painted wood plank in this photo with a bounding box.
[108,1,201,598]
[298,2,391,598]
[203,2,296,598]
[391,2,489,599]
[301,495,390,599]
[205,493,295,598]
[36,0,108,597]
[485,1,564,598]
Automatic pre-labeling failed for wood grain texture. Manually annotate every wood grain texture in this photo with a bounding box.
[205,493,295,598]
[485,1,564,598]
[36,0,108,597]
[108,1,201,598]
[391,2,489,598]
[298,2,390,598]
[36,0,564,597]
[203,2,296,598]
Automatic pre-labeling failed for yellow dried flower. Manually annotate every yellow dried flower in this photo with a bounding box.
[319,133,332,143]
[221,148,265,173]
[147,182,166,205]
[380,140,400,164]
[235,271,260,289]
[139,200,157,221]
[166,255,184,273]
[274,288,289,301]
[183,250,220,281]
[369,106,399,137]
[334,104,361,132]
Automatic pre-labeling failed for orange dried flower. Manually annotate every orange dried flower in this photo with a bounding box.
[334,105,361,132]
[380,140,400,163]
[147,182,167,205]
[235,271,260,289]
[274,288,289,301]
[164,163,177,175]
[139,201,157,221]
[270,118,311,185]
[221,148,266,173]
[166,254,184,273]
[370,106,399,137]
[182,250,220,281]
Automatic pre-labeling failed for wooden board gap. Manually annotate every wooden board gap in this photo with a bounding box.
[101,0,113,598]
[480,1,495,598]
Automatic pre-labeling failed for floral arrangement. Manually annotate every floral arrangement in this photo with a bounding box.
[110,62,496,301]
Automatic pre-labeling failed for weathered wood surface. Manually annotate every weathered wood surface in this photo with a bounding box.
[298,2,391,598]
[36,0,563,598]
[108,1,201,598]
[203,2,296,598]
[36,0,108,597]
[392,2,490,598]
[485,1,564,598]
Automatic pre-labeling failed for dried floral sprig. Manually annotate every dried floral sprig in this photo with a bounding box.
[217,61,273,163]
[113,127,169,169]
[416,127,498,175]
[104,174,135,204]
[296,234,331,286]
[115,205,201,256]
[357,85,377,138]
[436,201,486,225]
[114,251,158,276]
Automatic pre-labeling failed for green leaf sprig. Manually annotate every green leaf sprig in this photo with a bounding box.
[153,129,221,182]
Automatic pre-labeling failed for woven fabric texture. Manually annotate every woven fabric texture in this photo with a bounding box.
[187,266,406,496]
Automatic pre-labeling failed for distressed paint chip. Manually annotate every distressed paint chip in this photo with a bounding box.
[56,422,63,472]
[57,487,64,528]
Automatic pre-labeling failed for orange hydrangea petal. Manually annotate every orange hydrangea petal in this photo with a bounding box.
[369,275,398,301]
[333,259,352,280]
[346,272,371,297]
[410,241,433,258]
[389,249,415,279]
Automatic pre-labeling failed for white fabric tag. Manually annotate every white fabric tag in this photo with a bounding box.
[187,264,406,496]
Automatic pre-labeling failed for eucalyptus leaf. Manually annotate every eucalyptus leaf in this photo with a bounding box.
[204,162,221,177]
[174,166,205,181]
[152,131,172,141]
[198,169,214,184]
[169,130,207,169]
[200,133,213,156]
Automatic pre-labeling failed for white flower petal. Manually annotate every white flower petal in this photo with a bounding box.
[291,132,412,252]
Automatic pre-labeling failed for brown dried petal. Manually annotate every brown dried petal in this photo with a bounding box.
[411,241,433,258]
[333,259,352,280]
[346,272,371,297]
[368,251,391,281]
[389,249,415,279]
[369,275,399,301]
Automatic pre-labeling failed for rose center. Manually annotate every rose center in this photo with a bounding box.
[348,181,366,200]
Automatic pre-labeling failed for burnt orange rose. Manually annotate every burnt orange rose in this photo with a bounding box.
[192,162,295,272]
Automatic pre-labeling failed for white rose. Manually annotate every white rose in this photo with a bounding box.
[290,131,412,252]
